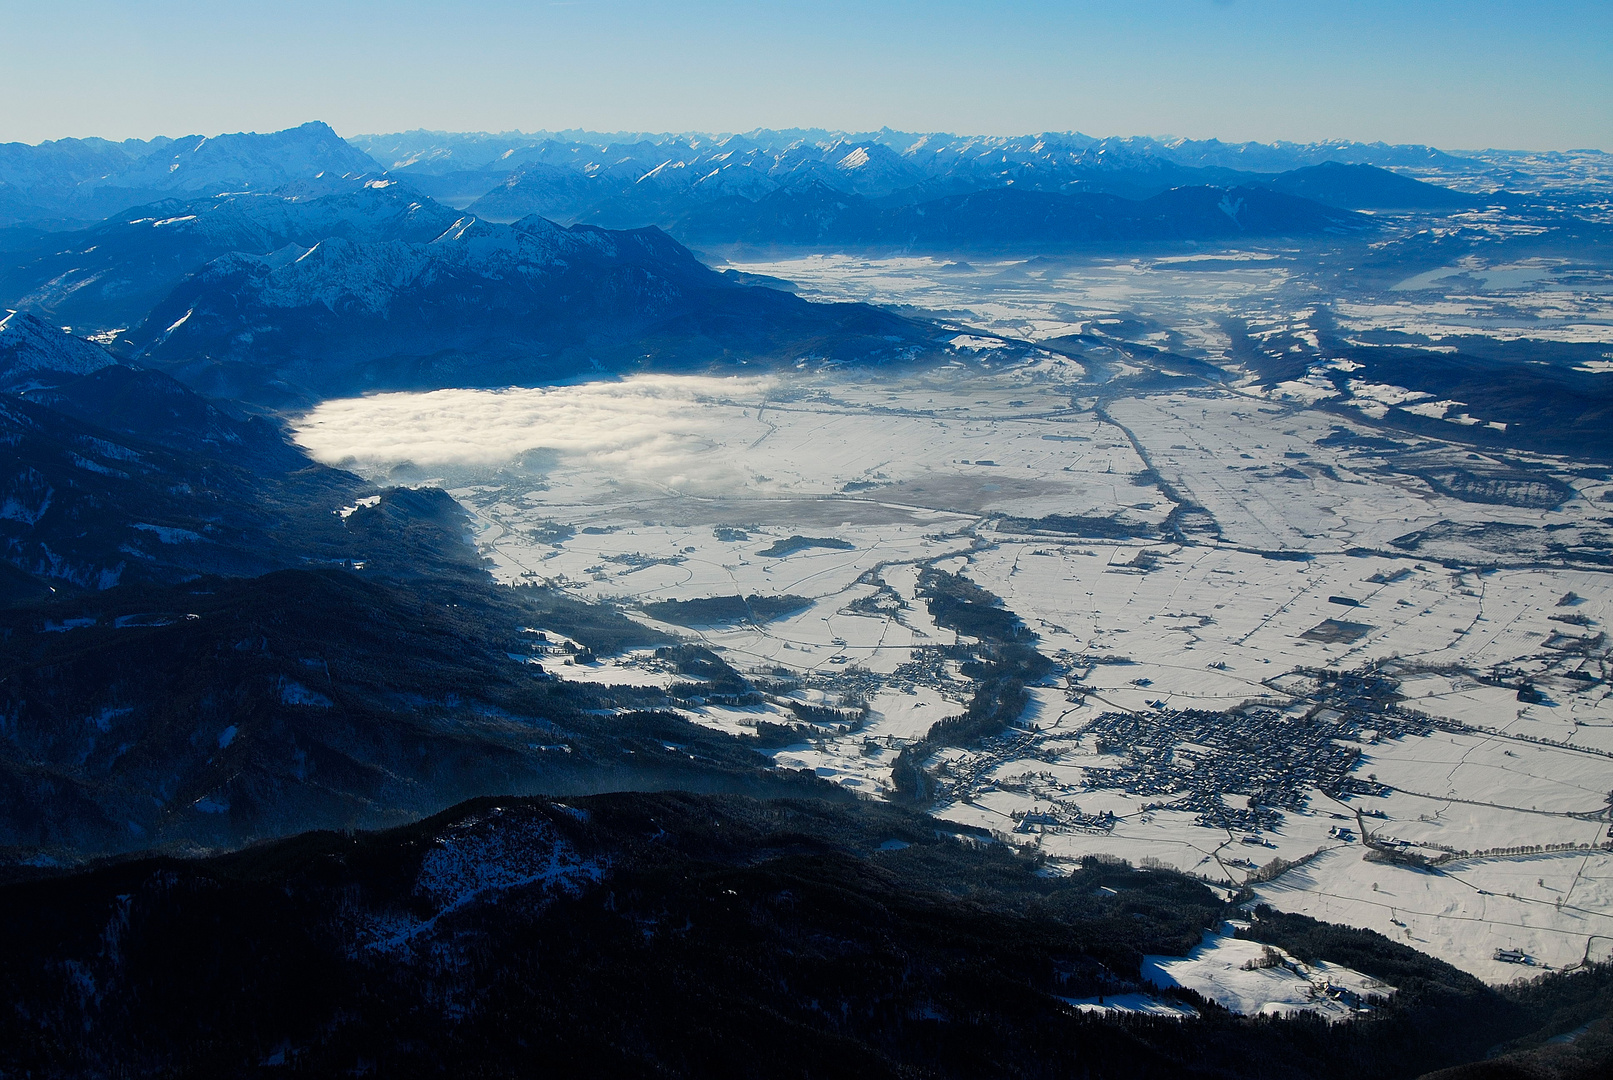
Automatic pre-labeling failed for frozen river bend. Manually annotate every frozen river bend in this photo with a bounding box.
[296,253,1613,993]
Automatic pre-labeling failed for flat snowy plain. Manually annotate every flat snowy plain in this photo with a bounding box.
[296,249,1612,1004]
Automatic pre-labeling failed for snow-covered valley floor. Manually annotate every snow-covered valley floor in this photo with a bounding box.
[294,255,1613,992]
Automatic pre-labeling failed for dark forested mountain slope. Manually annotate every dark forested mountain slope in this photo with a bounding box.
[0,564,839,857]
[2,791,1609,1079]
[0,315,855,863]
[0,356,830,860]
[1259,161,1483,211]
[0,343,370,594]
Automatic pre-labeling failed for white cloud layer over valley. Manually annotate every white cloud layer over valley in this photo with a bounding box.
[294,375,778,492]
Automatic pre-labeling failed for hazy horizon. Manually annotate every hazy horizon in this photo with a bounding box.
[3,0,1607,152]
[6,118,1608,157]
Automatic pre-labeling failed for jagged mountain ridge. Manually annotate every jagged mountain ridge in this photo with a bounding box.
[435,131,1470,242]
[0,179,946,404]
[120,213,939,405]
[462,136,1289,226]
[351,126,1496,220]
[0,123,1480,352]
[0,121,383,225]
[0,310,118,381]
[359,126,1480,187]
[0,121,1491,234]
[0,180,463,330]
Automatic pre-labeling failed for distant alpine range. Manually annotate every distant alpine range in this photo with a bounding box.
[0,119,1543,405]
[0,120,1488,234]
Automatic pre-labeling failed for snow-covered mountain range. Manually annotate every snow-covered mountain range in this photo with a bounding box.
[5,121,1581,236]
[0,121,380,226]
[0,121,1571,411]
[355,126,1601,215]
[1,180,463,328]
[118,211,935,404]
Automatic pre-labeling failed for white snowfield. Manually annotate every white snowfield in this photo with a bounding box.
[1254,848,1613,985]
[1142,922,1394,1020]
[295,249,1613,988]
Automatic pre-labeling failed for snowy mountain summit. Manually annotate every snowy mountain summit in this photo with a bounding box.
[0,311,117,381]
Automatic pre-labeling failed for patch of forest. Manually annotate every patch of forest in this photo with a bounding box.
[641,593,813,626]
[2,791,1609,1078]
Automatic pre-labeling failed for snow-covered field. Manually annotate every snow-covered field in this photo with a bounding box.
[1254,848,1613,984]
[1142,921,1394,1019]
[724,250,1613,359]
[294,254,1612,986]
[725,251,1294,355]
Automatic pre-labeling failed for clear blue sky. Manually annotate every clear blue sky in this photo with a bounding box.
[2,0,1608,150]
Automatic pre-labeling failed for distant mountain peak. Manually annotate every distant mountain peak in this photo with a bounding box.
[1260,161,1481,210]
